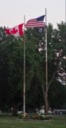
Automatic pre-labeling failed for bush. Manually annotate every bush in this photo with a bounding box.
[18,112,29,119]
[39,113,53,120]
[18,112,53,120]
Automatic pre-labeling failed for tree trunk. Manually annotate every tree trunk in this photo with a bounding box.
[44,91,48,115]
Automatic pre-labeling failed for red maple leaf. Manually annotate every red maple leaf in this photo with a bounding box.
[11,28,18,34]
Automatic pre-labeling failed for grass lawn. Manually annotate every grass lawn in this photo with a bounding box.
[0,115,66,128]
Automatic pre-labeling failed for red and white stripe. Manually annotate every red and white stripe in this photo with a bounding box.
[25,19,45,28]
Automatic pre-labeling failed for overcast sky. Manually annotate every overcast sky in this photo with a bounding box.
[0,0,65,28]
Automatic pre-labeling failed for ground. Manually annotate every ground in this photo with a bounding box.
[0,114,66,128]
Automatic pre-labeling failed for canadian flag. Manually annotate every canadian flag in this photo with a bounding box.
[5,23,24,37]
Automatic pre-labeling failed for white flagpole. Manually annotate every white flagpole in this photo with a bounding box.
[45,8,48,93]
[45,8,48,114]
[23,15,26,118]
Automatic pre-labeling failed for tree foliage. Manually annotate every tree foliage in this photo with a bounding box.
[0,23,66,113]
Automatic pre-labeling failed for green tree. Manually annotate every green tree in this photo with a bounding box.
[0,23,66,114]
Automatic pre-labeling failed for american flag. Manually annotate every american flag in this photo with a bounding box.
[25,15,45,28]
